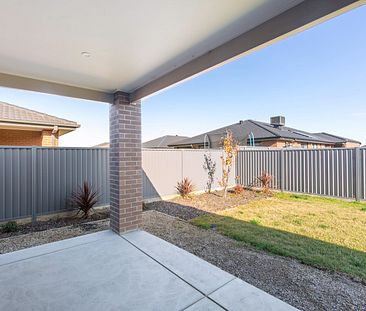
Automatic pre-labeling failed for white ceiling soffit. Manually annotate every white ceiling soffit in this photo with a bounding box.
[0,0,364,103]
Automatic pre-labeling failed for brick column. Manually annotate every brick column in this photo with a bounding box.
[110,91,142,233]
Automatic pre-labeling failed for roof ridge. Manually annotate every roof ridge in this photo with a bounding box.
[157,135,168,147]
[0,101,78,126]
[247,119,279,137]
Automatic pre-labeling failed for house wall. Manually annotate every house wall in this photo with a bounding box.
[41,130,59,146]
[258,140,329,149]
[343,142,361,148]
[0,129,58,146]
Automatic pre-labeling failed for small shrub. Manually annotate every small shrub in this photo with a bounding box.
[257,172,272,193]
[1,221,18,233]
[232,176,244,194]
[176,178,195,198]
[233,183,245,195]
[70,181,99,218]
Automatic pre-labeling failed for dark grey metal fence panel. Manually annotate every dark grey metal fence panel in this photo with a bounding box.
[237,148,366,200]
[0,147,109,221]
[0,148,32,220]
[282,148,355,198]
[34,148,110,216]
[236,149,281,189]
[361,148,366,200]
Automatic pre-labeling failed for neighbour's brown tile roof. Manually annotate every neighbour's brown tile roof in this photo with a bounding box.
[0,101,79,128]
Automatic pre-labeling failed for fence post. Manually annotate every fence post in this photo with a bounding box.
[354,147,361,201]
[280,149,285,191]
[31,147,37,223]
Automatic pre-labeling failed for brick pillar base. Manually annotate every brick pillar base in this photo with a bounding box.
[110,92,142,233]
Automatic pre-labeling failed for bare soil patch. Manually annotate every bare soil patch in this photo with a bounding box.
[146,189,263,220]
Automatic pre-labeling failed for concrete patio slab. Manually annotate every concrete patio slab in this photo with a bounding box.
[123,230,235,295]
[0,230,114,266]
[0,230,299,311]
[0,231,202,311]
[185,298,224,310]
[209,278,299,311]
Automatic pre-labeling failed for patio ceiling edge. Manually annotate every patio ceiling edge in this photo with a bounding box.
[0,72,113,103]
[130,0,365,102]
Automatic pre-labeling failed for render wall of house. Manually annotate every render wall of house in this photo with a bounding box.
[0,129,58,146]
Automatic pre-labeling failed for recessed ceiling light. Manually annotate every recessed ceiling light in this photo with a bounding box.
[81,51,91,58]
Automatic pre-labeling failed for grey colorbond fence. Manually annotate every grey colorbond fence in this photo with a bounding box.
[0,147,232,222]
[2,146,364,222]
[236,147,366,200]
[143,149,235,200]
[0,147,110,222]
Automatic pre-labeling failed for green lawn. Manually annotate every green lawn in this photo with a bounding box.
[191,192,366,280]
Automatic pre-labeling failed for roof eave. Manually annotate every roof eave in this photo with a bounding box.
[0,119,79,129]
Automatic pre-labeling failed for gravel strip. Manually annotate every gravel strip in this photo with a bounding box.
[0,219,109,254]
[142,210,366,311]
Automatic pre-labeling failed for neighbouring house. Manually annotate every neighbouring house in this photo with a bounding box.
[311,132,361,148]
[143,135,189,148]
[94,142,110,148]
[169,116,361,149]
[0,101,79,147]
[94,135,188,149]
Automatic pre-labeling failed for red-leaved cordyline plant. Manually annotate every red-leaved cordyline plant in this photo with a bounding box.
[176,178,195,198]
[257,172,273,194]
[70,181,99,218]
[220,130,239,198]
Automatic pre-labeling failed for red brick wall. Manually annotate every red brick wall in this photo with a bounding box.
[41,130,59,146]
[0,129,42,146]
[258,140,329,149]
[0,129,58,146]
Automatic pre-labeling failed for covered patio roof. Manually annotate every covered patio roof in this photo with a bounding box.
[0,0,364,102]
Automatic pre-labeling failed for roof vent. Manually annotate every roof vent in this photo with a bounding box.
[239,120,244,124]
[270,116,285,128]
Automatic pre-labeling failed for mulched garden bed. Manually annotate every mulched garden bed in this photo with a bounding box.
[146,189,264,220]
[0,209,109,239]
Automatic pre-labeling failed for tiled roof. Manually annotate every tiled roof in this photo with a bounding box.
[311,132,361,144]
[169,119,359,147]
[143,135,189,148]
[93,135,189,149]
[0,101,79,128]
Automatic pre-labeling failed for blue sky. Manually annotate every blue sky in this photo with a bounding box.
[1,5,365,146]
